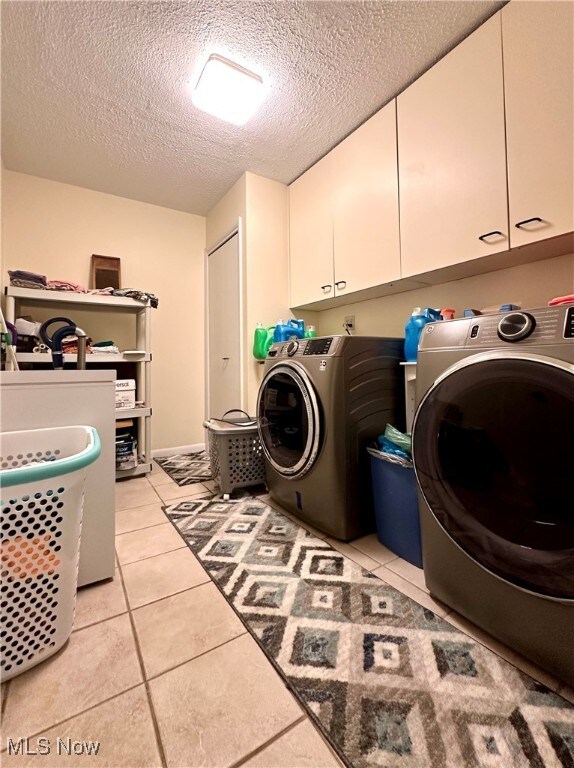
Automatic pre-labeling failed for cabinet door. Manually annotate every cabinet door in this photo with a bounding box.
[332,101,401,297]
[398,14,508,278]
[503,1,574,247]
[289,153,334,307]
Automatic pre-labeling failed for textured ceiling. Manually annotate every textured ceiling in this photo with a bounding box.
[2,0,505,215]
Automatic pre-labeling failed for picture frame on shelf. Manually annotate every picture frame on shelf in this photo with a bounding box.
[91,255,121,290]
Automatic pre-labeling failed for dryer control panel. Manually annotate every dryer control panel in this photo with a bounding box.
[419,304,574,351]
[465,307,562,347]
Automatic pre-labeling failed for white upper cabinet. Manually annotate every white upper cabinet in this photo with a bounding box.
[289,152,334,307]
[398,15,509,278]
[289,2,572,310]
[289,101,400,307]
[331,101,401,297]
[503,1,574,248]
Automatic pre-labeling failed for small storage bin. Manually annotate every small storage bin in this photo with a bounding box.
[368,447,423,568]
[0,426,101,680]
[203,411,265,499]
[115,379,136,409]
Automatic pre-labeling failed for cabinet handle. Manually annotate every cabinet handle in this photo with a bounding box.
[320,284,332,293]
[335,281,347,289]
[222,357,229,361]
[478,230,504,242]
[515,217,544,229]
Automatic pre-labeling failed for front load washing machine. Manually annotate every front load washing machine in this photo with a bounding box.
[257,335,404,540]
[412,305,574,685]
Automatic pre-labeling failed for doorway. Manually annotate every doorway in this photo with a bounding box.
[206,230,243,419]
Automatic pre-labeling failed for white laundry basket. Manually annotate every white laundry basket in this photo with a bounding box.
[0,426,101,681]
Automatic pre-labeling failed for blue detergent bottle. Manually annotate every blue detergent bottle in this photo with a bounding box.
[274,319,305,343]
[404,308,442,361]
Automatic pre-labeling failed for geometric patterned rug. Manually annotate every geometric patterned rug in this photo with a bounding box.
[164,497,574,768]
[155,450,212,485]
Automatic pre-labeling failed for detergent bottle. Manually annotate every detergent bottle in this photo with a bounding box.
[404,308,442,361]
[304,325,317,338]
[424,308,443,323]
[253,323,268,360]
[264,326,275,356]
[273,319,285,343]
[274,319,306,343]
[292,319,305,335]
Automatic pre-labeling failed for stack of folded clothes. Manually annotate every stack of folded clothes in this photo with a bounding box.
[92,340,120,354]
[8,270,47,289]
[47,279,87,293]
[61,335,93,354]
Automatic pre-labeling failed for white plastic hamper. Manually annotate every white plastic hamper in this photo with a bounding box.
[0,426,101,681]
[203,412,265,499]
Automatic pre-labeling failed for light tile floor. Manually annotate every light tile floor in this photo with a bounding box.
[1,463,573,767]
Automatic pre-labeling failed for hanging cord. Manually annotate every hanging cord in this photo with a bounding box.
[342,321,353,336]
[210,409,257,427]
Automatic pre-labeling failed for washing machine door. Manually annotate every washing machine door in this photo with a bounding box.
[413,351,574,601]
[257,362,321,478]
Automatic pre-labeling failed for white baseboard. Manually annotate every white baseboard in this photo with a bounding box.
[151,443,205,458]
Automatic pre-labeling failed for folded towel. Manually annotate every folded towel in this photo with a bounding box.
[8,270,47,285]
[9,279,46,290]
[92,345,120,354]
[47,280,87,293]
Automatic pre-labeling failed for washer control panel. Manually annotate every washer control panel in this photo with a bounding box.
[303,338,333,356]
[268,336,341,359]
[565,307,574,339]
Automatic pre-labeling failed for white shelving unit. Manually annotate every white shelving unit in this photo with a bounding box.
[4,286,153,479]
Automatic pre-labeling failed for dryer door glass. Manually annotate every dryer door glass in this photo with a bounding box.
[414,357,574,599]
[258,364,321,478]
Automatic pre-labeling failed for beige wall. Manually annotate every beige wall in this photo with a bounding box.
[206,172,318,415]
[317,253,574,337]
[245,173,321,408]
[245,173,290,409]
[2,171,206,450]
[0,161,3,295]
[205,175,246,253]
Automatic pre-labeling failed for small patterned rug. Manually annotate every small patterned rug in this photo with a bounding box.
[164,497,574,768]
[155,450,212,485]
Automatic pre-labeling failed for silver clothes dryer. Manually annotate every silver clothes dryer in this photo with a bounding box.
[257,335,405,540]
[412,305,574,685]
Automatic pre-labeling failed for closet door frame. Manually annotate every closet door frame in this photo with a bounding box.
[204,220,246,421]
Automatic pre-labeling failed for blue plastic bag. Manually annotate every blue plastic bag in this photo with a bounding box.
[377,435,411,462]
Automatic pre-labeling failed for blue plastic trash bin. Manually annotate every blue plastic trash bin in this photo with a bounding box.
[368,447,423,568]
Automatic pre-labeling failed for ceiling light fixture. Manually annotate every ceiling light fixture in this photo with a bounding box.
[191,53,266,126]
